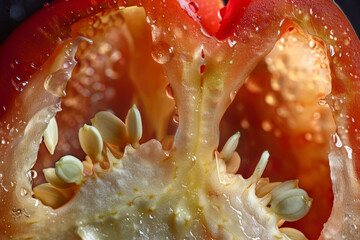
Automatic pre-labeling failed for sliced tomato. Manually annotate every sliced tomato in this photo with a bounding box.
[0,0,359,239]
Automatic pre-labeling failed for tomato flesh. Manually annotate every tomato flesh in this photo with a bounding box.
[1,0,360,239]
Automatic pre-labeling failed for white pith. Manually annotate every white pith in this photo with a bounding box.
[19,121,293,239]
[6,95,311,240]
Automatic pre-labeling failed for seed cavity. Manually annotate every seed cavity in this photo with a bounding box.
[79,124,103,161]
[126,104,143,148]
[43,117,58,155]
[55,155,84,184]
[91,111,128,147]
[32,183,73,209]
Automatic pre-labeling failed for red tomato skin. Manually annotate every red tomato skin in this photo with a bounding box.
[215,0,252,40]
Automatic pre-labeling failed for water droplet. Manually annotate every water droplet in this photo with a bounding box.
[86,7,94,14]
[333,133,342,148]
[345,145,352,159]
[189,2,199,13]
[173,113,179,123]
[20,188,28,196]
[11,76,28,92]
[165,84,174,99]
[30,170,37,179]
[151,42,174,64]
[12,208,22,217]
[329,45,335,57]
[230,90,237,102]
[228,38,237,47]
[218,6,227,19]
[309,40,316,48]
[318,98,326,106]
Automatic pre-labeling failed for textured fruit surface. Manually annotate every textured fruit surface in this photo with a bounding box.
[0,0,360,239]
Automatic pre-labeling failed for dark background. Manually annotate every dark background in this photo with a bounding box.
[0,0,359,44]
